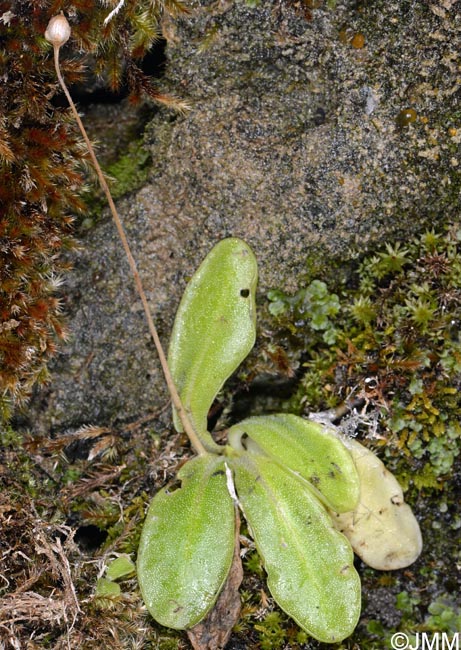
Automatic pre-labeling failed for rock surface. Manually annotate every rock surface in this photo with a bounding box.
[26,0,461,432]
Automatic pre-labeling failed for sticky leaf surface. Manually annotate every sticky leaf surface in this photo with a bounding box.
[331,438,422,570]
[232,453,361,643]
[168,238,257,436]
[228,414,359,512]
[137,455,235,629]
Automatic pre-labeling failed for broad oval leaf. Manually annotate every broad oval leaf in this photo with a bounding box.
[137,455,235,629]
[168,238,257,438]
[231,453,361,643]
[228,414,360,512]
[331,438,422,570]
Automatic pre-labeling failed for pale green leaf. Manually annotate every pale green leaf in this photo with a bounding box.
[228,414,359,512]
[137,455,235,629]
[95,578,121,598]
[106,555,136,581]
[232,453,361,643]
[168,238,257,438]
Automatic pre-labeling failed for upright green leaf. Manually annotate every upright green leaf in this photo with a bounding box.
[168,238,257,438]
[137,455,235,629]
[331,438,423,570]
[232,453,361,643]
[228,414,360,512]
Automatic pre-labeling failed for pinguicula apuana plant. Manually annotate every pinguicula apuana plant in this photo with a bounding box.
[46,14,422,645]
[137,238,422,643]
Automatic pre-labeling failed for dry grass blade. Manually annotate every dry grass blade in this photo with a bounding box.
[0,514,81,646]
[60,464,125,502]
[0,591,69,625]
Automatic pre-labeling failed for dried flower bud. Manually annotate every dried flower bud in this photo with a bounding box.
[45,14,71,48]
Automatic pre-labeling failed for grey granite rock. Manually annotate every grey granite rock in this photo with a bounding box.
[26,0,461,432]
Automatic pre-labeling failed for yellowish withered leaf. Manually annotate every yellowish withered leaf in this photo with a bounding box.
[331,438,423,570]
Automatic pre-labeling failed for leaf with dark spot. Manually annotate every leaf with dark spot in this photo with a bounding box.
[168,238,257,444]
[228,414,359,512]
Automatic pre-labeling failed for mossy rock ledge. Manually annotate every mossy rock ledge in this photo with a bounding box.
[8,3,461,649]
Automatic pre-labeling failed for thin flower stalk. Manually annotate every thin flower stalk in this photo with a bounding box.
[46,14,206,456]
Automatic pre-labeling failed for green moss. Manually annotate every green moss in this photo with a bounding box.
[268,279,340,344]
[154,636,182,650]
[267,223,461,491]
[425,595,461,633]
[107,139,152,201]
[244,551,264,577]
[365,591,461,643]
[0,426,43,498]
[81,136,152,229]
[255,612,287,650]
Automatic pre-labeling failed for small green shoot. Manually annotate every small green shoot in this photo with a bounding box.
[105,555,136,581]
[95,578,121,599]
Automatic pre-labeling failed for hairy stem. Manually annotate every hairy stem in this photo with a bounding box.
[53,45,207,457]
